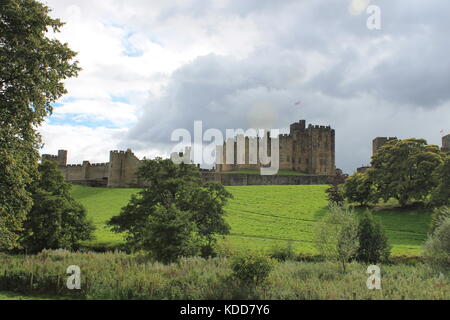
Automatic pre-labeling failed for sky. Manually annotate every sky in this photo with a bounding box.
[38,0,450,174]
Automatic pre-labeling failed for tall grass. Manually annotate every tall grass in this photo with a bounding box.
[0,251,448,300]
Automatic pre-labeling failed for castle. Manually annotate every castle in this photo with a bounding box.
[42,120,337,188]
[217,120,336,175]
[42,149,145,188]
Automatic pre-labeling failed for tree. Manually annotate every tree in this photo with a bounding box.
[343,172,374,206]
[325,169,346,206]
[142,204,199,264]
[108,158,232,263]
[21,161,95,253]
[431,155,450,206]
[424,217,450,271]
[314,205,359,273]
[368,139,443,207]
[356,211,390,263]
[0,0,80,250]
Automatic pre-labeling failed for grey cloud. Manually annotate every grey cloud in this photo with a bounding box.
[121,0,450,173]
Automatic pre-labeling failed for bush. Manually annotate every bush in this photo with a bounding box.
[356,211,391,263]
[429,206,450,234]
[231,252,274,286]
[314,205,359,273]
[269,242,295,262]
[424,217,450,271]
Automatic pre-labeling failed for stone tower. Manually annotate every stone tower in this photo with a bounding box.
[41,149,67,166]
[107,149,142,188]
[442,134,450,153]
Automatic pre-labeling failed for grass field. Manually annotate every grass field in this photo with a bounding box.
[71,185,433,256]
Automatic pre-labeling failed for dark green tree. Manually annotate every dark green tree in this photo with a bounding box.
[356,211,390,263]
[325,169,346,206]
[431,155,450,206]
[343,172,374,206]
[21,161,94,253]
[368,139,443,207]
[0,0,80,250]
[108,158,232,263]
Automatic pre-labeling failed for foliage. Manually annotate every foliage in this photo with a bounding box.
[108,158,231,263]
[314,205,359,272]
[231,251,274,286]
[356,211,391,263]
[21,161,94,253]
[269,241,295,262]
[325,169,346,206]
[368,139,443,206]
[1,251,449,300]
[424,217,450,272]
[431,155,450,206]
[429,207,450,234]
[140,204,199,264]
[343,172,374,206]
[72,185,432,256]
[0,0,79,250]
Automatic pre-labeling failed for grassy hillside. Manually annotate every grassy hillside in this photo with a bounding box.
[71,185,432,256]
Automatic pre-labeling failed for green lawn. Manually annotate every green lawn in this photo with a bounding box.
[71,185,432,256]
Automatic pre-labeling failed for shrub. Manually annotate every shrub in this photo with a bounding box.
[314,205,359,273]
[429,206,450,234]
[269,242,295,262]
[356,211,391,263]
[424,217,450,271]
[231,252,274,286]
[325,185,344,206]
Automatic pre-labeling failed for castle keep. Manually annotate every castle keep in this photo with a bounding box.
[217,120,336,175]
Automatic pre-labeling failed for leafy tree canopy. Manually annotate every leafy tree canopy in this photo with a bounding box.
[21,161,95,253]
[369,138,443,206]
[0,0,79,250]
[108,158,232,263]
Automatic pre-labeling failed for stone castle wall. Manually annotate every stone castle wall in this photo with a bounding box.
[201,172,333,186]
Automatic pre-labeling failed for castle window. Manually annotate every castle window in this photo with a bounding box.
[287,156,290,162]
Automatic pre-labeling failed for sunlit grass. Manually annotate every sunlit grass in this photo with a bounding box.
[71,184,432,256]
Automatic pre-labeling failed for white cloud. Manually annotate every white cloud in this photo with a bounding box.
[38,0,450,173]
[39,123,127,164]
